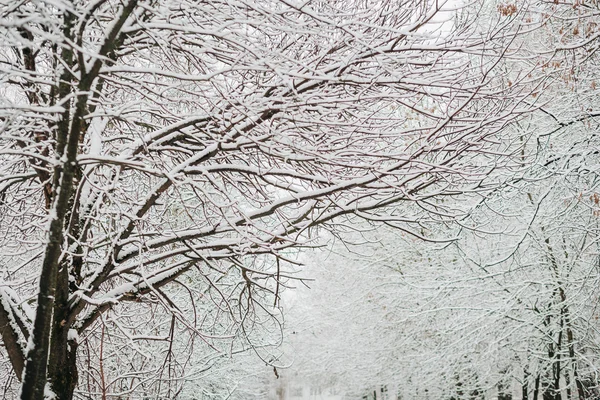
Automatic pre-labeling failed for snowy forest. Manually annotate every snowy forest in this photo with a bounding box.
[1,0,600,399]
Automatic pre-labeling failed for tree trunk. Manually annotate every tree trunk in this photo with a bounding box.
[533,376,540,400]
[47,258,78,400]
[522,369,529,400]
[20,8,77,399]
[48,338,78,400]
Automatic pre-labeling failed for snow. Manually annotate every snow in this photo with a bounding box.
[2,1,597,399]
[89,117,105,157]
[25,335,35,355]
[43,382,56,400]
[67,329,79,342]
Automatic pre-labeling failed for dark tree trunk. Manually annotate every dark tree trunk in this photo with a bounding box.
[48,338,78,400]
[533,376,540,400]
[20,9,77,397]
[522,369,529,400]
[48,258,78,400]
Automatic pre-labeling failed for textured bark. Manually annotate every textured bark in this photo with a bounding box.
[47,337,78,400]
[47,260,78,400]
[0,298,24,379]
[20,10,77,399]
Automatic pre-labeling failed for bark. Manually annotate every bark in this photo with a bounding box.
[533,376,540,400]
[47,333,78,400]
[522,369,529,400]
[560,287,585,400]
[20,10,77,400]
[0,295,25,379]
[47,157,82,399]
[47,260,78,400]
[545,340,561,400]
[553,329,562,400]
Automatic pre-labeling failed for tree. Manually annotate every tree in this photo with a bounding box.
[0,0,544,398]
[273,2,600,398]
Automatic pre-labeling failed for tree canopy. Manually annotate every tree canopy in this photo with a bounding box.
[0,0,596,399]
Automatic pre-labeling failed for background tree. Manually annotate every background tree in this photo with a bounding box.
[271,2,600,399]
